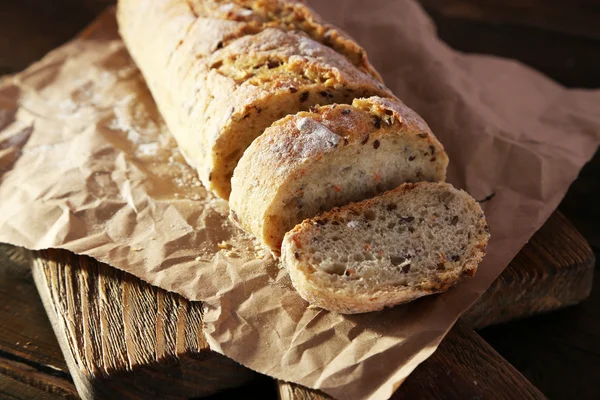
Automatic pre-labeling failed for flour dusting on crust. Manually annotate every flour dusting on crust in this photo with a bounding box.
[293,117,341,158]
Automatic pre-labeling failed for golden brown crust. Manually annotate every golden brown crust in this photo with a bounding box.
[230,96,448,254]
[252,97,442,165]
[183,0,382,81]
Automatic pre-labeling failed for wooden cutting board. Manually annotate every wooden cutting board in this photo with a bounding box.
[28,211,593,399]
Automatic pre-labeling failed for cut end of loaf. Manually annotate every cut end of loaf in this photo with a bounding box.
[230,96,448,254]
[282,182,490,314]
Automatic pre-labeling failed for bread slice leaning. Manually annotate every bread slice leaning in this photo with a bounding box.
[281,182,490,314]
[230,96,448,255]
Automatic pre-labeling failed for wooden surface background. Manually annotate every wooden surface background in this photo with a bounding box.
[31,250,257,400]
[0,0,599,399]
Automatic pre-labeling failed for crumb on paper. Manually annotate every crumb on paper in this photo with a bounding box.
[227,251,240,259]
[195,256,201,262]
[218,241,230,249]
[137,142,159,156]
[131,247,143,252]
[251,246,267,260]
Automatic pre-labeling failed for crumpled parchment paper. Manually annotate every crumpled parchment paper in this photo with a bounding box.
[0,2,599,399]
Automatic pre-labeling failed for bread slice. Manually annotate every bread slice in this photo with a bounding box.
[281,182,490,314]
[230,96,449,255]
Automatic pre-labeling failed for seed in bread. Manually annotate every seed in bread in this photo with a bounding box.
[230,96,448,255]
[281,182,490,314]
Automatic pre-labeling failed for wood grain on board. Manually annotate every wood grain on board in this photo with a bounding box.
[21,210,592,399]
[0,245,78,399]
[31,249,256,400]
[278,322,546,400]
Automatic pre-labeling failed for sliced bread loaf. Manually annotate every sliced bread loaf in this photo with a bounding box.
[230,96,449,255]
[281,182,489,314]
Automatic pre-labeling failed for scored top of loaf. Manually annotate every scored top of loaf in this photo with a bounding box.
[183,0,382,80]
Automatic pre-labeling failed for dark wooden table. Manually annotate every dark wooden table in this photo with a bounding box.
[1,1,599,399]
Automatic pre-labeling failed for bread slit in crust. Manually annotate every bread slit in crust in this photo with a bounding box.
[230,96,449,255]
[175,0,382,81]
[281,182,490,314]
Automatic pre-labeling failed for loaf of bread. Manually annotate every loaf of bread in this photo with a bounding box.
[281,182,490,314]
[117,0,389,199]
[230,96,449,255]
[118,0,489,313]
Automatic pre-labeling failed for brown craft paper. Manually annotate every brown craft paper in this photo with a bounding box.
[0,2,599,399]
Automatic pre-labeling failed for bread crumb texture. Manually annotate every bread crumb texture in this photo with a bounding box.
[282,182,489,314]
